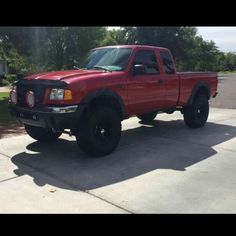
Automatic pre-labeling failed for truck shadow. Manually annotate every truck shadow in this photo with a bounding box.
[11,119,236,191]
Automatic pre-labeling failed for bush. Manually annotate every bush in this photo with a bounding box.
[0,79,10,86]
[4,74,17,84]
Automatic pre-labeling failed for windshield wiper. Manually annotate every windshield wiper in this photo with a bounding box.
[73,66,80,70]
[91,66,112,72]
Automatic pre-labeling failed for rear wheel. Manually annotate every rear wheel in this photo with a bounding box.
[137,111,157,122]
[24,125,62,142]
[76,107,121,157]
[183,94,209,128]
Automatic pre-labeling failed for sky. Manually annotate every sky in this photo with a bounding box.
[108,27,236,53]
[197,27,236,53]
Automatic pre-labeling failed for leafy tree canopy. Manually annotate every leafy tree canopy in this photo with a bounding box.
[0,26,235,74]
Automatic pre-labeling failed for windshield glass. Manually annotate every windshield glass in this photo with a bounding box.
[81,47,132,71]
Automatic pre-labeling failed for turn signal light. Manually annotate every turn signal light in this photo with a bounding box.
[49,88,73,101]
[64,89,73,100]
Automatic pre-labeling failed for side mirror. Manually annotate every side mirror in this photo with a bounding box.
[133,64,147,75]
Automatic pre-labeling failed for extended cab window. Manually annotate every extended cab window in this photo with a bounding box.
[133,50,159,74]
[160,51,175,74]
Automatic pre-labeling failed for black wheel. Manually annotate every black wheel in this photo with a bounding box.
[137,111,157,122]
[24,125,62,142]
[183,94,209,128]
[76,107,121,157]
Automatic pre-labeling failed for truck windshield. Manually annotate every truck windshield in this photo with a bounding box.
[81,47,132,72]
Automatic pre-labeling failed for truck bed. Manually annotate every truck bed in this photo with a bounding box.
[177,72,218,106]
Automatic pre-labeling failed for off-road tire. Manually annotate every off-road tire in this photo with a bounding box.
[76,107,121,157]
[24,125,62,142]
[183,94,209,128]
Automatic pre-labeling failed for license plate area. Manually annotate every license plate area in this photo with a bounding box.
[17,112,39,121]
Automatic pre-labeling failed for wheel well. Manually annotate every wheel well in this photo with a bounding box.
[187,84,210,106]
[195,86,210,100]
[88,95,124,120]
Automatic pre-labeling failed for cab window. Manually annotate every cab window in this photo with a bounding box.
[133,50,159,74]
[160,51,175,74]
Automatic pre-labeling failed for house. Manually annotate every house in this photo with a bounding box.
[0,59,8,75]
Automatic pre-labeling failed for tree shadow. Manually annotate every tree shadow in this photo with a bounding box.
[0,96,24,139]
[11,119,236,191]
[0,122,25,139]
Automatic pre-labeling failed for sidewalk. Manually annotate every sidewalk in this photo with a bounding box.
[0,86,10,93]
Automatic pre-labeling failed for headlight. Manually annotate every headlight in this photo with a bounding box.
[49,88,64,100]
[49,88,72,100]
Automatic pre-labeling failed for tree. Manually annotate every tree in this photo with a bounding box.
[0,27,49,57]
[47,27,106,70]
[0,26,235,73]
[47,27,66,70]
[0,42,31,75]
[100,29,121,46]
[100,27,138,46]
[65,27,106,68]
[0,27,107,71]
[136,27,197,61]
[223,52,236,71]
[192,36,219,71]
[133,27,220,71]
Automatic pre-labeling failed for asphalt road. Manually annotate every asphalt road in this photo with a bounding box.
[1,107,236,213]
[210,73,236,109]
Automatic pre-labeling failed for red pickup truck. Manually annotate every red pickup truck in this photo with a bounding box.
[9,45,218,157]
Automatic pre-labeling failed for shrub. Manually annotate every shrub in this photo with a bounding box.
[4,74,17,84]
[1,79,10,86]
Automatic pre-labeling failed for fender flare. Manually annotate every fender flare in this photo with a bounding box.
[187,81,211,106]
[80,88,126,118]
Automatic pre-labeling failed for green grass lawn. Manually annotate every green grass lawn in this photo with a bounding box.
[0,92,17,123]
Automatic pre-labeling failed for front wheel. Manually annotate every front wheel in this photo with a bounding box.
[24,125,62,142]
[76,107,121,157]
[183,94,209,128]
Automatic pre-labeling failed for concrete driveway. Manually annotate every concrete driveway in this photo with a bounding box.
[1,107,236,213]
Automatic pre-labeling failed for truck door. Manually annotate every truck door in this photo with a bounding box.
[159,50,179,108]
[127,49,166,115]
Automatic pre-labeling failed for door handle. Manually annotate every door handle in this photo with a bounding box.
[157,78,164,84]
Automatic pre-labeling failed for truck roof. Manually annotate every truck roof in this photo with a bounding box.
[94,45,169,51]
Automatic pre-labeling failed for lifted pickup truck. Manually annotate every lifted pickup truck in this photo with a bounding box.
[9,45,218,157]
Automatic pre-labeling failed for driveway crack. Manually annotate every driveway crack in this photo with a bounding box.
[85,191,133,214]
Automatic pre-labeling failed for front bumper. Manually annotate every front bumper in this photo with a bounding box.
[8,103,86,131]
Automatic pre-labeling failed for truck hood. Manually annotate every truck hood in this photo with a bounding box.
[24,70,109,81]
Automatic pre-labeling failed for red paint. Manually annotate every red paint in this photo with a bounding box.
[24,45,218,115]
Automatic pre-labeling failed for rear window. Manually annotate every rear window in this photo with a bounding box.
[160,51,175,74]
